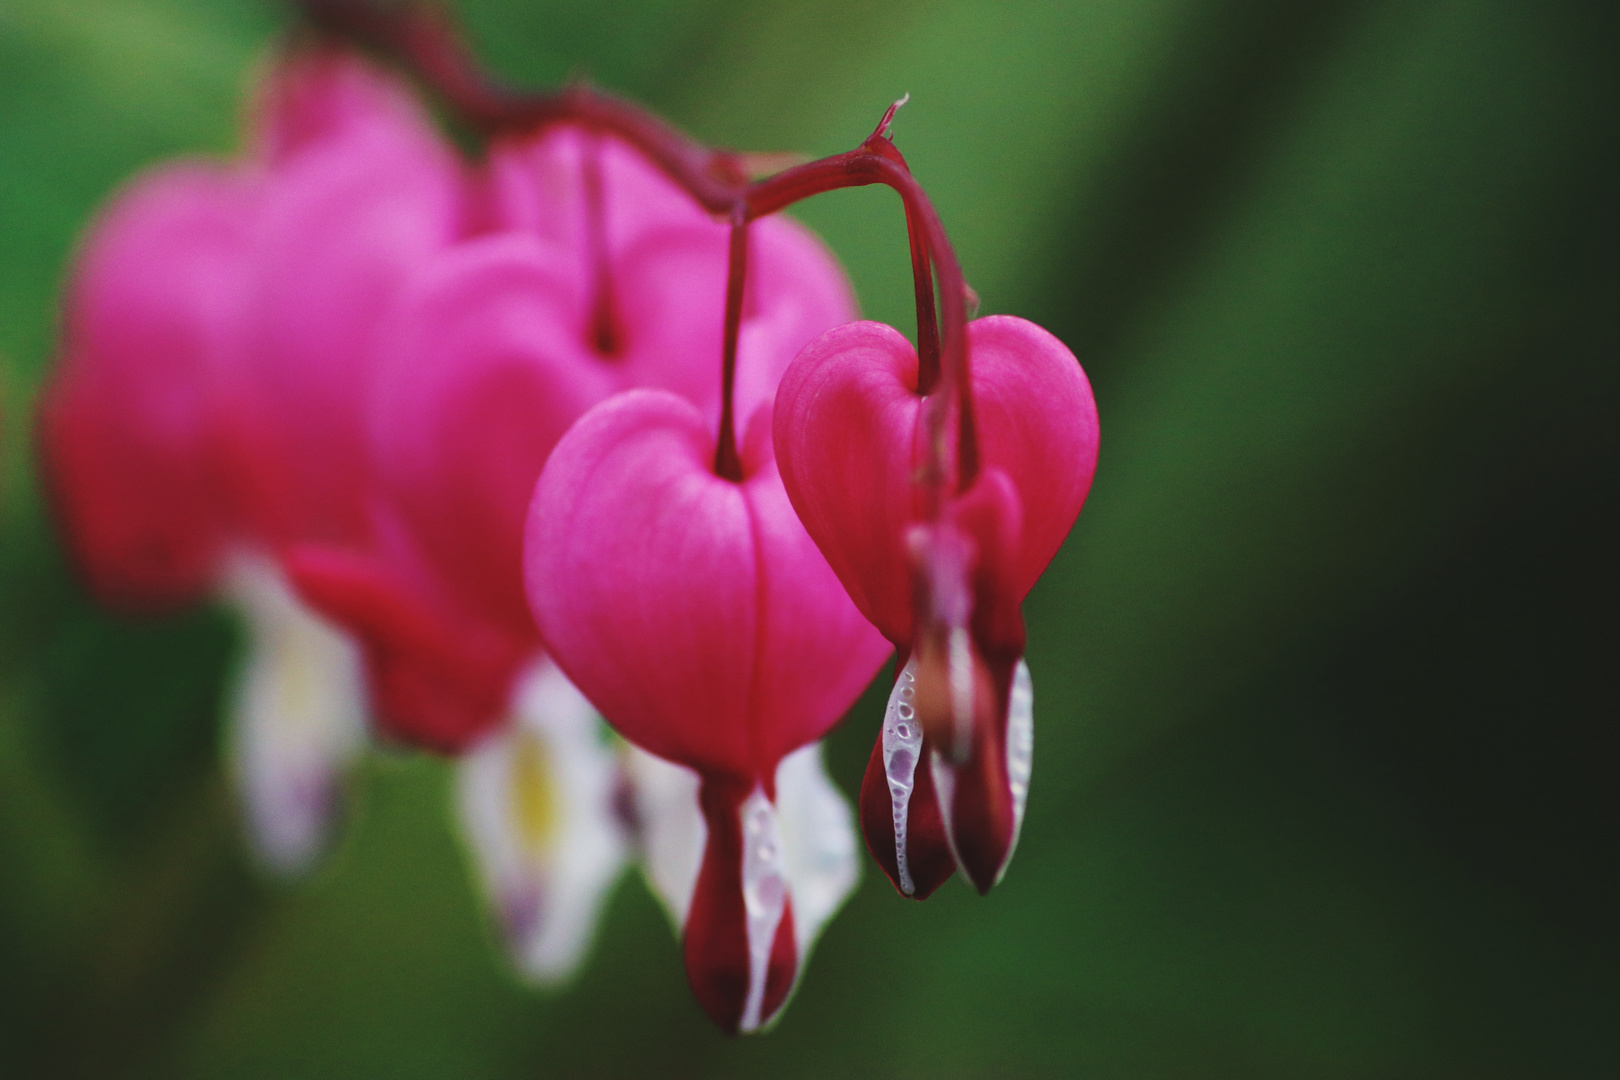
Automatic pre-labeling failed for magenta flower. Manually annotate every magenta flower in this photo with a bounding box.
[288,121,864,981]
[288,124,854,752]
[42,0,1106,1030]
[526,387,889,1031]
[36,44,459,873]
[774,316,1099,895]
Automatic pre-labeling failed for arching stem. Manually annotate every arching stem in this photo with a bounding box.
[296,0,978,493]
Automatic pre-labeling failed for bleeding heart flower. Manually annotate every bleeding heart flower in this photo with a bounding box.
[37,162,252,610]
[774,315,1098,895]
[287,120,861,986]
[526,390,889,1031]
[35,43,458,875]
[288,127,855,754]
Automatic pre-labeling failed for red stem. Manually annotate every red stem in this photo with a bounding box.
[714,210,748,482]
[905,206,941,396]
[295,0,977,491]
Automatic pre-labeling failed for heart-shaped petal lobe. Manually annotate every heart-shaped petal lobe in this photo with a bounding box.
[774,315,1099,643]
[525,390,887,780]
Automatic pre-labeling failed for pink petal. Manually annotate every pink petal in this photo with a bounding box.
[250,44,435,167]
[37,163,256,609]
[368,233,611,640]
[224,98,466,550]
[525,390,887,779]
[773,321,924,644]
[285,543,528,753]
[774,315,1100,639]
[483,128,709,252]
[966,315,1099,594]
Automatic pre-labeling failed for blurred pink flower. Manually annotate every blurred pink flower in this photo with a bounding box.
[36,44,461,874]
[289,126,854,754]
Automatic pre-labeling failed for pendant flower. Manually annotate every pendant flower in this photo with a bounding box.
[42,0,1106,1034]
[525,388,889,1031]
[774,316,1099,895]
[288,116,864,984]
[36,44,458,874]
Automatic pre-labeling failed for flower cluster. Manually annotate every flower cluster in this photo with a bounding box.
[38,1,1098,1035]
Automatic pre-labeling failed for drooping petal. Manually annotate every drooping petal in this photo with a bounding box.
[910,468,1032,893]
[683,777,798,1034]
[284,538,530,753]
[38,163,256,610]
[222,552,368,876]
[456,657,627,983]
[525,390,888,779]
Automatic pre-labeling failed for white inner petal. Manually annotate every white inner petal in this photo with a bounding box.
[996,659,1035,886]
[880,658,924,895]
[456,656,627,984]
[223,552,367,876]
[623,747,705,928]
[737,787,788,1034]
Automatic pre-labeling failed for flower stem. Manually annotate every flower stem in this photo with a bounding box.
[296,0,978,493]
[715,209,748,482]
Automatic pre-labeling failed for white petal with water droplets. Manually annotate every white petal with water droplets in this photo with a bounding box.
[457,657,627,984]
[625,740,858,959]
[880,658,924,895]
[223,552,368,877]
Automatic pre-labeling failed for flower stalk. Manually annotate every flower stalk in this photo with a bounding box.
[296,0,978,499]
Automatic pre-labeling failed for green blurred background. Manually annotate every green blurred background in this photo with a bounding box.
[2,0,1616,1076]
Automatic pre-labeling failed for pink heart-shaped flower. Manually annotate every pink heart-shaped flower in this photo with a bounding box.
[525,388,888,1030]
[774,314,1098,896]
[527,389,886,779]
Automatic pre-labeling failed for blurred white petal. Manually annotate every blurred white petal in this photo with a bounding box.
[223,552,368,876]
[622,745,704,927]
[457,657,627,984]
